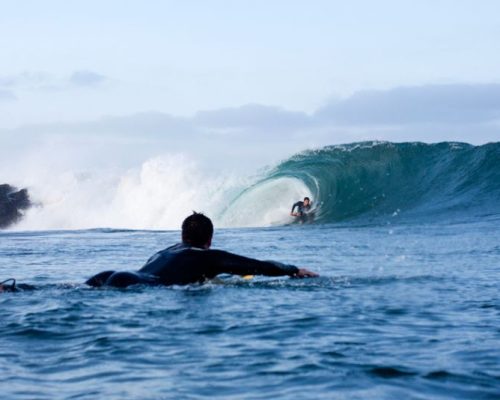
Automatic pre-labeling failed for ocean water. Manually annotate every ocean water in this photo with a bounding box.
[1,219,499,399]
[1,141,499,399]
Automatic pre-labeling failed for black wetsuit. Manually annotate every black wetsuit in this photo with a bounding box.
[86,243,299,288]
[291,201,315,224]
[291,201,311,215]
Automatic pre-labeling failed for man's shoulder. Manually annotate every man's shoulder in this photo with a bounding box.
[159,243,210,255]
[141,243,187,271]
[165,243,186,251]
[146,243,183,261]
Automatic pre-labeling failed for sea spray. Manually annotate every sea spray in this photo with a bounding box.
[13,154,253,230]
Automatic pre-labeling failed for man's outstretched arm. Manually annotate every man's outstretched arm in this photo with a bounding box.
[208,249,318,278]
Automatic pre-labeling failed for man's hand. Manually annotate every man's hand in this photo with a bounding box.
[293,268,319,278]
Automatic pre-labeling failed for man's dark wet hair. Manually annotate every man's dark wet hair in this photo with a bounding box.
[304,197,310,201]
[181,212,214,247]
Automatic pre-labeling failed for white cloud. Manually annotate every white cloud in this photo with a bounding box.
[316,84,500,125]
[0,89,16,101]
[0,71,54,91]
[193,104,311,133]
[2,83,499,173]
[70,70,107,87]
[0,70,108,96]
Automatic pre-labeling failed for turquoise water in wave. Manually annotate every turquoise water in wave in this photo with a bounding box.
[1,218,499,399]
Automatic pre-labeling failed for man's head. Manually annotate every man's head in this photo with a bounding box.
[303,197,310,206]
[181,212,214,249]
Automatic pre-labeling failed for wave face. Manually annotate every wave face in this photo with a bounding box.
[221,142,500,224]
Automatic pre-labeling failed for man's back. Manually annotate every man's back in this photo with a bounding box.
[139,243,212,285]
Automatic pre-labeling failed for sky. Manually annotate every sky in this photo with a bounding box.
[1,0,500,171]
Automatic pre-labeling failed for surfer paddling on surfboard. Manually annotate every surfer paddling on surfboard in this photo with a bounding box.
[86,212,318,288]
[1,213,318,293]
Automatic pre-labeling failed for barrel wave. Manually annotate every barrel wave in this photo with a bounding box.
[222,141,500,225]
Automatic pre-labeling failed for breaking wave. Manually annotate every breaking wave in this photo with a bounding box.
[6,141,500,230]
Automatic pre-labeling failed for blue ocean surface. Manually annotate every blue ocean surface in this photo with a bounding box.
[1,142,499,399]
[1,219,499,399]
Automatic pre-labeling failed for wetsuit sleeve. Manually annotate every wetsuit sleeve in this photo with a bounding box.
[208,250,299,277]
[291,201,300,213]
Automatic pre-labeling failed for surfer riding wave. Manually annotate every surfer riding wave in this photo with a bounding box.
[290,197,315,223]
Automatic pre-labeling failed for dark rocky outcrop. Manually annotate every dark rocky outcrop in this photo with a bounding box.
[0,184,31,229]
